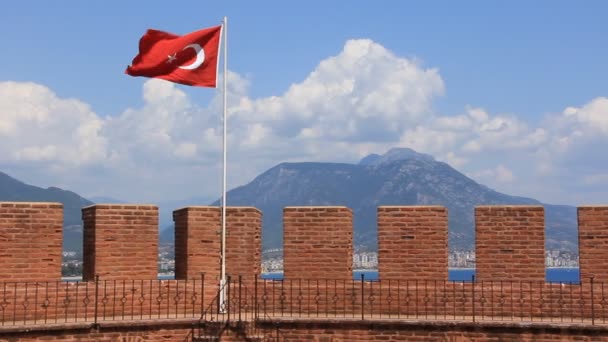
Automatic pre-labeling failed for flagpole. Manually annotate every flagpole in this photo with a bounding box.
[219,15,228,312]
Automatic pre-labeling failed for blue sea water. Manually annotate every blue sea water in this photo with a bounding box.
[260,268,581,283]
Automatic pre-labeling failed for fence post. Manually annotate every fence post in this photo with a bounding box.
[254,273,258,320]
[471,275,476,322]
[93,274,99,327]
[227,275,231,322]
[238,275,242,323]
[200,273,205,317]
[361,273,365,320]
[591,277,595,325]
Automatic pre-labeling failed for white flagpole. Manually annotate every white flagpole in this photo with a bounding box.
[219,15,228,312]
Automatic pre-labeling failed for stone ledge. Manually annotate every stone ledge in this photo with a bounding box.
[0,318,199,336]
[256,317,608,334]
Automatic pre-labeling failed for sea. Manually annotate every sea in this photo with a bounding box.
[260,267,581,283]
[64,268,580,283]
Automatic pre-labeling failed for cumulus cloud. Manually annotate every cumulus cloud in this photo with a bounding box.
[563,97,608,135]
[232,39,445,144]
[471,165,516,184]
[0,40,606,205]
[0,81,107,166]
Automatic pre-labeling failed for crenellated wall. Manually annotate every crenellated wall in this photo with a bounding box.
[283,207,353,280]
[224,207,262,282]
[82,204,159,280]
[378,206,448,280]
[0,202,63,282]
[578,205,608,282]
[475,206,545,282]
[2,201,608,341]
[173,206,221,281]
[0,201,607,285]
[173,206,261,282]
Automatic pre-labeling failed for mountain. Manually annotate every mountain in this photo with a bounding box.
[88,196,126,204]
[1,147,579,253]
[0,171,93,251]
[213,148,577,251]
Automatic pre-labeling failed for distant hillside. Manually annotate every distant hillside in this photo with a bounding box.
[1,147,580,253]
[0,171,93,251]
[207,148,578,251]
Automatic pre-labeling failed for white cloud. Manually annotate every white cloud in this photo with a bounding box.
[562,97,608,135]
[582,173,608,186]
[470,165,516,184]
[0,81,107,166]
[174,143,197,159]
[0,40,606,206]
[232,39,445,143]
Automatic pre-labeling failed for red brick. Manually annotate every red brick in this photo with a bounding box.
[283,206,353,280]
[378,206,448,280]
[475,206,545,281]
[0,202,62,281]
[578,206,608,282]
[82,204,158,280]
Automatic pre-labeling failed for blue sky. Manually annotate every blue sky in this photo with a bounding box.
[0,1,607,205]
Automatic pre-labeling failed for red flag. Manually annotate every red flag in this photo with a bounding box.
[126,25,222,87]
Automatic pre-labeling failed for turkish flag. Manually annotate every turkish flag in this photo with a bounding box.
[125,25,222,87]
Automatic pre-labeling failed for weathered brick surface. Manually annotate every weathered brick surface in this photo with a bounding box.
[378,206,448,280]
[579,206,608,282]
[225,207,262,283]
[475,206,545,282]
[173,206,220,282]
[283,207,353,280]
[82,204,158,280]
[173,206,261,304]
[0,202,63,281]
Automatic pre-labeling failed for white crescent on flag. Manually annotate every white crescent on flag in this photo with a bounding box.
[179,43,205,70]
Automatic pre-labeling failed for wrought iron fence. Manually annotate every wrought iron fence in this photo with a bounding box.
[0,274,207,327]
[1,274,607,329]
[256,275,606,325]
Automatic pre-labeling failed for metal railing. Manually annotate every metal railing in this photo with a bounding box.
[2,274,607,330]
[0,274,206,327]
[255,275,606,325]
[193,275,264,340]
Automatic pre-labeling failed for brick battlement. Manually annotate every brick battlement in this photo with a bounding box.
[0,202,607,284]
[284,206,353,280]
[0,202,62,281]
[1,201,608,341]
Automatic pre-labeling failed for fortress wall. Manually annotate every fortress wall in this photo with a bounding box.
[173,207,220,282]
[578,206,608,282]
[173,206,261,298]
[0,202,63,281]
[377,206,448,280]
[82,204,158,281]
[225,207,262,283]
[475,206,545,282]
[283,207,353,280]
